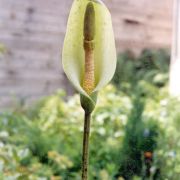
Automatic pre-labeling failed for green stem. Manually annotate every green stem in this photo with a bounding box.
[82,111,91,180]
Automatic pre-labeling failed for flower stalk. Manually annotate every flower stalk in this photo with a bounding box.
[82,112,91,180]
[82,2,95,179]
[62,0,117,179]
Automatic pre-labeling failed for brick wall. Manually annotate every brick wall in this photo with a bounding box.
[0,0,173,108]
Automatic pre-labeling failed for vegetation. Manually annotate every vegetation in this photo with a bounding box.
[0,49,179,179]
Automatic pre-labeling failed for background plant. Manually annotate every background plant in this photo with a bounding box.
[0,49,179,179]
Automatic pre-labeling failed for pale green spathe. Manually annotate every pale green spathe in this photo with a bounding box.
[62,0,116,99]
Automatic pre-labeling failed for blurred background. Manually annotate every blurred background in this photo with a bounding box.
[0,0,173,109]
[0,0,180,179]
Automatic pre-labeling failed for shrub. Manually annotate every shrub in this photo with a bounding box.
[112,49,170,93]
[0,49,177,179]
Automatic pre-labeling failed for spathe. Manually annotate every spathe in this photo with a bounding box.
[62,0,116,111]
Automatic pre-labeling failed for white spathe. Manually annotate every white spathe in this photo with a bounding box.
[62,0,116,99]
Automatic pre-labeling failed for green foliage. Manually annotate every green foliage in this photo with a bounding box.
[112,49,170,93]
[0,84,171,179]
[0,49,179,179]
[144,96,180,180]
[0,86,132,179]
[117,97,145,179]
[116,96,158,179]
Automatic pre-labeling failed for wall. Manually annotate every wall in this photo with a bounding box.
[0,0,173,108]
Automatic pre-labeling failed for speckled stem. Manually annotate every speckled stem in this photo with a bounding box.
[82,111,91,180]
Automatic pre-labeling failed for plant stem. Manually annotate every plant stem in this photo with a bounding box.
[82,112,91,180]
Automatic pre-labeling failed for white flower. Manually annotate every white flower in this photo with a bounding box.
[62,0,116,112]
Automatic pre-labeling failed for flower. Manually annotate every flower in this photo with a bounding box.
[62,0,116,112]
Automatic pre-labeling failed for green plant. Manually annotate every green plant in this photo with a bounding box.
[62,0,116,179]
[112,49,170,93]
[0,48,175,179]
[0,86,132,179]
[116,96,145,179]
[144,95,180,179]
